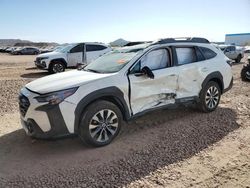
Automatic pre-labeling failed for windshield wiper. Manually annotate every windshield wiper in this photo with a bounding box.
[84,69,101,73]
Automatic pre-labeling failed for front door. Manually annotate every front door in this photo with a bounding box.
[67,43,84,66]
[128,48,179,115]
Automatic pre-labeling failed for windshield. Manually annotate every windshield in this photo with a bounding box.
[84,47,144,73]
[55,44,76,53]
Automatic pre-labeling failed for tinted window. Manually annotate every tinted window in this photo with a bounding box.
[86,45,107,52]
[199,47,217,59]
[176,47,197,65]
[70,44,84,53]
[141,49,170,70]
[195,47,205,61]
[230,46,236,51]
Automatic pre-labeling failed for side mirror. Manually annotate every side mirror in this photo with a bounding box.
[134,66,154,79]
[142,66,154,79]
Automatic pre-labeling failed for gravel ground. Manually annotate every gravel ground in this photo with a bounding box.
[0,53,249,187]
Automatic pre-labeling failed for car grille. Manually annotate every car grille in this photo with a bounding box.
[19,94,30,117]
[36,57,42,63]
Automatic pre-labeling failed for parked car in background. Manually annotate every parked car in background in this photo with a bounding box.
[241,56,250,81]
[19,37,233,146]
[40,48,53,54]
[35,42,111,73]
[5,47,17,53]
[218,45,244,63]
[244,47,250,53]
[12,47,40,55]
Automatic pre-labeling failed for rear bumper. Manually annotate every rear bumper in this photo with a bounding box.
[223,77,233,94]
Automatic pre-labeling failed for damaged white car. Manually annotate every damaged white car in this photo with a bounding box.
[19,37,233,146]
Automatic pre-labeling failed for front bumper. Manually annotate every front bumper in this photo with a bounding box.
[19,88,73,139]
[35,58,48,69]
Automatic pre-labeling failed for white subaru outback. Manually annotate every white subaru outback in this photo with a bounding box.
[19,38,233,146]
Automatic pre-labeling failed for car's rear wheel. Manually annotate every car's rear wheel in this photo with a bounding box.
[198,81,221,113]
[241,65,250,82]
[78,100,122,147]
[49,61,65,73]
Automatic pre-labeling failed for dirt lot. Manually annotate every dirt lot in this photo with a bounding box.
[0,53,249,187]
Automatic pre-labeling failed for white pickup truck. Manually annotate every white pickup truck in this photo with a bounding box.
[35,42,111,73]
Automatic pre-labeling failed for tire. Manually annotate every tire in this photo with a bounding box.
[78,100,123,147]
[48,61,65,74]
[198,81,221,113]
[235,55,242,63]
[241,65,250,82]
[34,51,39,55]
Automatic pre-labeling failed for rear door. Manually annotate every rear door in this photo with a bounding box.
[67,43,84,66]
[128,48,179,115]
[86,44,109,64]
[174,46,216,99]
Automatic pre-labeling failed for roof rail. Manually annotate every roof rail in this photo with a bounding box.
[153,37,210,45]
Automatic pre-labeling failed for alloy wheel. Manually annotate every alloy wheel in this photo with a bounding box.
[205,86,219,109]
[52,63,64,73]
[89,109,119,143]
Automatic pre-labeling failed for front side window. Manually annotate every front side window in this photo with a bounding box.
[141,49,170,70]
[176,47,197,65]
[70,44,84,53]
[55,44,76,53]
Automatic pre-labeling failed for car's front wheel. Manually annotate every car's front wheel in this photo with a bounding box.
[49,61,65,73]
[198,81,221,113]
[78,100,122,147]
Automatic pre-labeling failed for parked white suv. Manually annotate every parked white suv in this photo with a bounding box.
[218,45,244,63]
[19,38,233,146]
[35,42,111,73]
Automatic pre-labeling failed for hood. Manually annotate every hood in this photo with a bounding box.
[25,70,115,94]
[37,51,63,58]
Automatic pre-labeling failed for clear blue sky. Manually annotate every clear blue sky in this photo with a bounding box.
[0,0,249,43]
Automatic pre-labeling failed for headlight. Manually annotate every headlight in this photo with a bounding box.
[35,87,78,105]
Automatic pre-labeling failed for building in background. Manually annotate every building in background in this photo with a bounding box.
[225,33,250,46]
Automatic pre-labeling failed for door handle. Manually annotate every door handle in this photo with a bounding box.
[170,74,176,77]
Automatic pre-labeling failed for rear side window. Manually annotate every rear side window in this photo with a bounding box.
[199,47,217,60]
[70,44,84,53]
[176,47,197,65]
[86,45,107,52]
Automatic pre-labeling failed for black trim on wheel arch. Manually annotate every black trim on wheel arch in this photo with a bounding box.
[223,78,233,93]
[201,72,224,94]
[34,104,71,138]
[74,87,131,133]
[50,58,67,68]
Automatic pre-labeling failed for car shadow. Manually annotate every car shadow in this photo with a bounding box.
[25,67,38,70]
[0,107,240,187]
[20,71,50,79]
[232,61,245,66]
